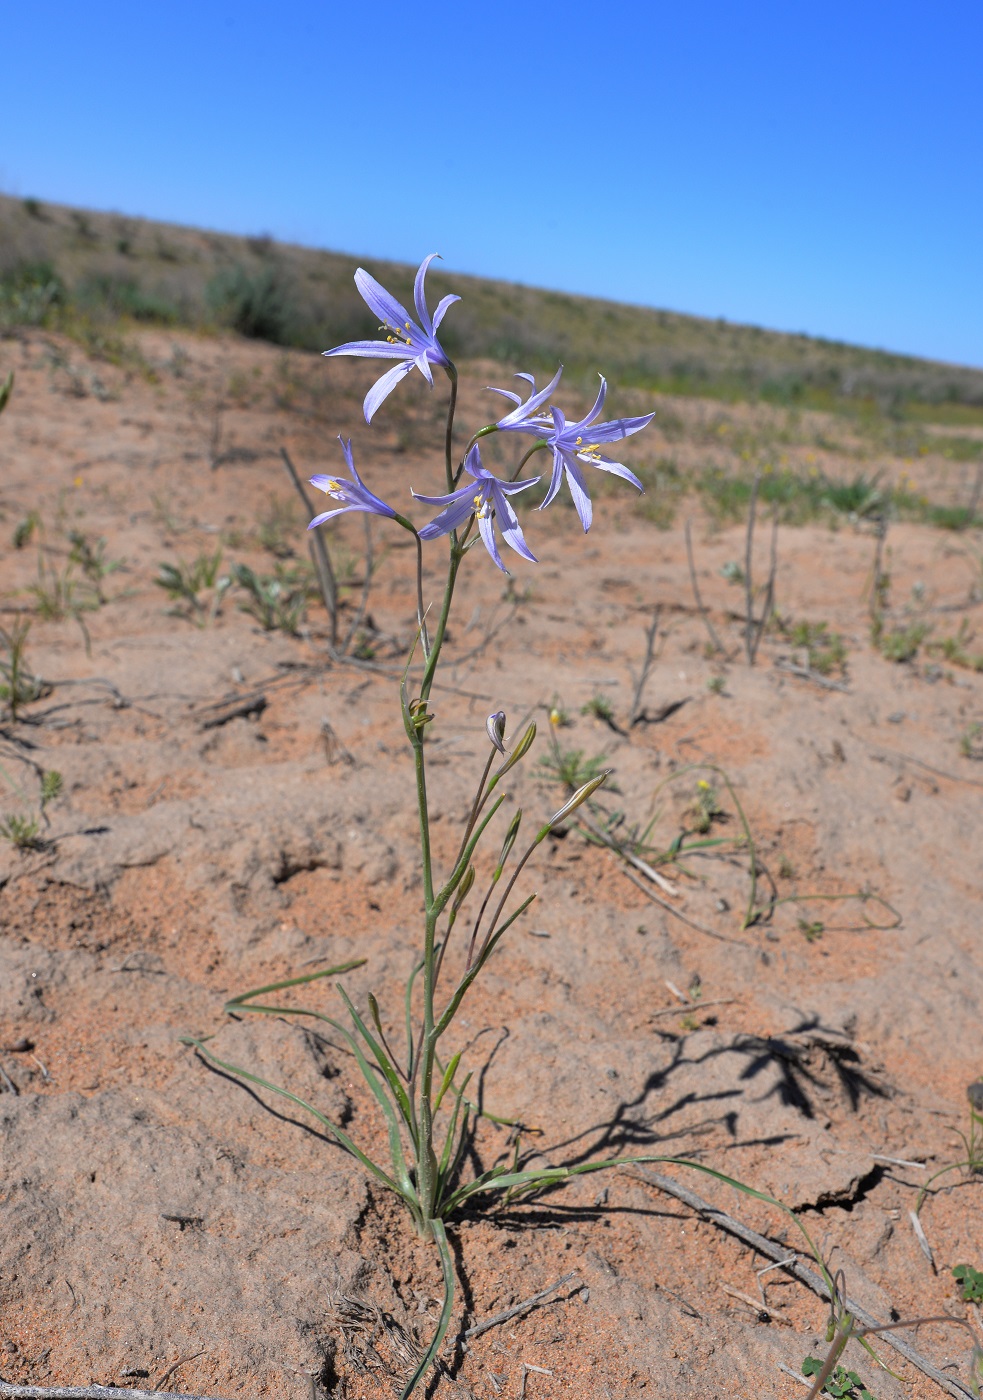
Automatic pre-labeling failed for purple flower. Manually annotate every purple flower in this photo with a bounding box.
[414,445,539,573]
[323,254,460,423]
[307,438,397,529]
[488,366,563,431]
[488,370,654,532]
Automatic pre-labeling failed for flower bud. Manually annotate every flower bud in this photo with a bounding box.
[486,710,507,754]
[497,810,523,868]
[540,770,611,835]
[495,721,536,777]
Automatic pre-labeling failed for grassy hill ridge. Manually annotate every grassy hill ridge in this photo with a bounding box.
[2,191,982,417]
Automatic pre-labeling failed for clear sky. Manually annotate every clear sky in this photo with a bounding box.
[2,1,981,367]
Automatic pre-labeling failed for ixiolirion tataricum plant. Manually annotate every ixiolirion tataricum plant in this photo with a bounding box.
[183,255,782,1397]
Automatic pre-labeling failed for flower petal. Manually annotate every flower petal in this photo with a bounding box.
[579,456,644,492]
[413,254,441,331]
[564,457,594,531]
[496,365,563,429]
[494,491,538,563]
[411,483,473,507]
[323,340,412,360]
[418,494,476,539]
[363,360,415,422]
[498,474,541,496]
[354,268,413,332]
[486,385,523,406]
[477,510,507,572]
[539,452,566,510]
[415,351,434,387]
[308,506,354,528]
[582,412,655,444]
[338,437,356,474]
[580,375,608,428]
[431,292,460,332]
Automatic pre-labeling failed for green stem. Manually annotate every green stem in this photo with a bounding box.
[443,363,458,492]
[510,438,549,482]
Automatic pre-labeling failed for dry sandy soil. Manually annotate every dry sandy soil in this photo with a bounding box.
[1,324,982,1400]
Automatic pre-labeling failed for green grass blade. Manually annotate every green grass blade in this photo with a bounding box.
[399,1219,454,1399]
[337,985,418,1144]
[433,894,536,1042]
[404,953,425,1081]
[223,958,366,1011]
[183,1035,409,1200]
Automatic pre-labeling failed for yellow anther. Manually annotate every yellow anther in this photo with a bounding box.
[405,321,411,330]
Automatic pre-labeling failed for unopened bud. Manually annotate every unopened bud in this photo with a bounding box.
[495,721,536,778]
[409,697,434,730]
[486,710,507,754]
[542,770,611,833]
[498,810,523,867]
[451,864,476,916]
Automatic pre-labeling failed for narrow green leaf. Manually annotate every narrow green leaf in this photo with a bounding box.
[184,1036,409,1200]
[223,959,366,1012]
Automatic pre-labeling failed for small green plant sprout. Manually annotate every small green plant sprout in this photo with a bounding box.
[68,529,124,602]
[954,1263,983,1305]
[961,724,983,760]
[28,552,99,628]
[539,736,613,797]
[40,770,63,809]
[257,496,301,558]
[798,917,825,942]
[155,549,232,625]
[932,620,983,673]
[232,561,310,634]
[915,1079,983,1217]
[801,1357,877,1400]
[13,510,41,549]
[720,559,744,584]
[706,673,726,695]
[690,777,723,834]
[789,619,848,677]
[580,693,623,733]
[0,812,42,850]
[0,620,44,720]
[875,618,929,663]
[778,854,796,879]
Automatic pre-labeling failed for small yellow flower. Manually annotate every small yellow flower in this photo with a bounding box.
[696,779,710,790]
[73,475,83,488]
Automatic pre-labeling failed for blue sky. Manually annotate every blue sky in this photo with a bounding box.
[2,1,981,367]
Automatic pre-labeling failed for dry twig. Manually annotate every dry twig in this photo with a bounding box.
[744,473,778,667]
[684,520,729,657]
[464,1271,579,1340]
[628,608,661,726]
[280,447,338,647]
[633,1169,976,1399]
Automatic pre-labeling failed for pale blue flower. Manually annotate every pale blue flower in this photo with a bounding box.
[308,438,396,528]
[487,370,654,532]
[415,445,539,573]
[323,255,460,422]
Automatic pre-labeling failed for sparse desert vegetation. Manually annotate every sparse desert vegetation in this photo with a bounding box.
[1,201,982,1400]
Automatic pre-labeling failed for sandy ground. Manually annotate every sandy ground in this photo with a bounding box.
[1,325,982,1400]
